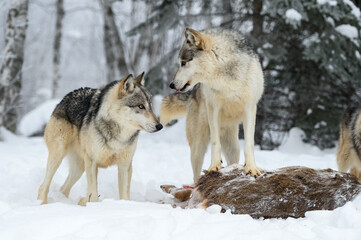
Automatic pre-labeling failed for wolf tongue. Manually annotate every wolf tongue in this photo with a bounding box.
[176,89,180,93]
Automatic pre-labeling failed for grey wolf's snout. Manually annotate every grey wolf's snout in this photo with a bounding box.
[155,123,163,131]
[169,83,175,89]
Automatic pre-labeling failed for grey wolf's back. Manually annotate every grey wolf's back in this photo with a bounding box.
[52,87,97,129]
[342,100,361,158]
[342,101,361,128]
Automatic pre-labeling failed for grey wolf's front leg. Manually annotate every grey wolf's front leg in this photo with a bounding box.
[118,162,132,200]
[78,155,99,206]
[206,101,222,172]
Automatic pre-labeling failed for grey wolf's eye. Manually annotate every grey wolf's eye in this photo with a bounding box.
[138,104,145,109]
[181,61,186,66]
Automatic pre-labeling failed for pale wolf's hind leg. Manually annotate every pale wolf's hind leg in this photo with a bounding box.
[60,153,84,197]
[350,167,361,179]
[190,138,209,183]
[220,125,240,166]
[186,112,210,183]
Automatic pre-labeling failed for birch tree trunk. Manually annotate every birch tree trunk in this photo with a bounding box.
[99,0,128,82]
[0,0,29,136]
[52,0,64,98]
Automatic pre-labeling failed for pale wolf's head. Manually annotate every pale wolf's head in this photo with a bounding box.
[170,28,215,92]
[107,73,163,133]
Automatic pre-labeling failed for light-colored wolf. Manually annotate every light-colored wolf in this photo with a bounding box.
[337,100,361,179]
[38,73,163,205]
[160,28,264,182]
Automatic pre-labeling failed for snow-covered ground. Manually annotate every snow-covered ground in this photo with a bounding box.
[1,100,361,239]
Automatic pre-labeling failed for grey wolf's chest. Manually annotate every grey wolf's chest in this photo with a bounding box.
[88,133,139,167]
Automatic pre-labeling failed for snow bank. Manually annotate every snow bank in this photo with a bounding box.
[18,99,60,137]
[1,97,360,239]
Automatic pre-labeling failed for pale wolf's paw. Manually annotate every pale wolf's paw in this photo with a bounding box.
[244,165,263,177]
[208,161,222,172]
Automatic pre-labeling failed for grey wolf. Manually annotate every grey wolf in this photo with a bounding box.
[337,100,361,179]
[160,28,264,182]
[37,73,163,205]
[161,166,361,218]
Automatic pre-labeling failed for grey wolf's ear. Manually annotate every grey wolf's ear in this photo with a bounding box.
[185,28,206,50]
[119,74,135,95]
[134,72,145,86]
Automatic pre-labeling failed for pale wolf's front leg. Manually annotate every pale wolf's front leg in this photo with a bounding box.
[78,155,99,206]
[243,104,262,177]
[206,101,222,172]
[118,162,132,200]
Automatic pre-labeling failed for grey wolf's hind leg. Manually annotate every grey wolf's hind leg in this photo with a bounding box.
[60,154,85,197]
[38,148,67,204]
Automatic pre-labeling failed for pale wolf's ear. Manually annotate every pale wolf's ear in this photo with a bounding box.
[119,74,135,96]
[185,28,206,50]
[134,72,145,86]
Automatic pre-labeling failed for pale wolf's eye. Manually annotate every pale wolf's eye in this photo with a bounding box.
[181,61,186,67]
[138,104,145,109]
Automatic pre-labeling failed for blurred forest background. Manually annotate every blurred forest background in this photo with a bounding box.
[0,0,360,150]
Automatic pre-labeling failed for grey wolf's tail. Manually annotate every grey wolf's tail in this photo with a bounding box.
[160,91,191,125]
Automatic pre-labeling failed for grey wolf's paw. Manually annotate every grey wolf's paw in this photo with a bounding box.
[244,165,263,178]
[78,197,88,206]
[37,193,48,205]
[78,194,99,206]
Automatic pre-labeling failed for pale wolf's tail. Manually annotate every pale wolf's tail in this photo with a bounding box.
[160,91,191,125]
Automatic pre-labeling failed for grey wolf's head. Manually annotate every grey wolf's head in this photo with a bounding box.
[170,28,215,92]
[107,73,163,133]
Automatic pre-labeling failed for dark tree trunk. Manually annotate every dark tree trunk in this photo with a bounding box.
[251,0,263,45]
[220,0,233,29]
[99,0,128,82]
[131,1,154,73]
[0,0,29,136]
[202,0,212,28]
[52,0,64,98]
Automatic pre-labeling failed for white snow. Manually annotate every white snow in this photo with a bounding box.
[1,100,361,239]
[335,24,359,43]
[317,0,338,6]
[344,0,361,19]
[284,9,302,28]
[285,9,302,22]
